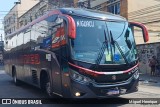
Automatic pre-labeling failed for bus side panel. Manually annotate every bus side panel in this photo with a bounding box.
[15,47,24,81]
[29,50,52,87]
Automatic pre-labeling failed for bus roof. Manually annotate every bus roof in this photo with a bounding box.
[6,8,127,39]
[59,8,127,21]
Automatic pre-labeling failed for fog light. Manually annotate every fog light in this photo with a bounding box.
[75,92,81,97]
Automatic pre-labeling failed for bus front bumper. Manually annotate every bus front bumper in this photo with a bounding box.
[70,75,139,98]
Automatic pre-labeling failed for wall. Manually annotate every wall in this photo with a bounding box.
[126,0,160,44]
[4,0,39,37]
[128,0,159,13]
[127,0,160,27]
[120,0,128,19]
[137,43,160,74]
[17,0,39,18]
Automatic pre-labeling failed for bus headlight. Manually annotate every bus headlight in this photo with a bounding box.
[70,70,91,84]
[133,70,139,80]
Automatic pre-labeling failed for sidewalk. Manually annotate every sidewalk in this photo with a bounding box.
[139,73,160,83]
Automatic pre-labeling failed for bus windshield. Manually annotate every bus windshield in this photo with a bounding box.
[70,16,137,65]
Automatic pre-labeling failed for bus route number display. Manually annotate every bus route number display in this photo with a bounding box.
[77,21,95,27]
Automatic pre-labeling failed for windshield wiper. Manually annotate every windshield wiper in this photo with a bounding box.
[110,31,129,64]
[95,30,109,69]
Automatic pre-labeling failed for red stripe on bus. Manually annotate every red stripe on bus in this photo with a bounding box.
[68,62,139,76]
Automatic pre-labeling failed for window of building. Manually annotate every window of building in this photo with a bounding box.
[19,21,23,27]
[107,0,120,15]
[25,19,27,25]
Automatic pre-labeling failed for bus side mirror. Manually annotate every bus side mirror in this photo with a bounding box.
[65,16,76,39]
[130,22,149,42]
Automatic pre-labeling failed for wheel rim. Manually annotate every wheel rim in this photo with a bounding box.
[46,82,51,96]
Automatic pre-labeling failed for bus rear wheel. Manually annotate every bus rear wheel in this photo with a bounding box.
[46,80,52,97]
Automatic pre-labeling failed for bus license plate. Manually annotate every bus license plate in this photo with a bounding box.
[107,90,119,95]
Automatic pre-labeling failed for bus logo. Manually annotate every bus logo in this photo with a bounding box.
[2,99,11,104]
[52,27,66,48]
[112,75,116,80]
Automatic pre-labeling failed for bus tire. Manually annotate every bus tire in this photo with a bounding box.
[40,71,53,97]
[45,79,52,97]
[13,69,21,86]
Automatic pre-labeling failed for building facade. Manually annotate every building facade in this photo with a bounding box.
[120,0,160,74]
[4,0,40,37]
[99,0,160,45]
[5,0,75,32]
[4,5,18,36]
[74,0,108,10]
[18,1,46,28]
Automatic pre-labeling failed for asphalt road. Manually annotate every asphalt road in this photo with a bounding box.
[0,70,47,98]
[0,70,160,107]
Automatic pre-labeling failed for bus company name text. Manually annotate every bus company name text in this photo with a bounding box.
[77,21,95,27]
[20,54,40,65]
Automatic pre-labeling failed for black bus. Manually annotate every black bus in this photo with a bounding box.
[4,8,149,98]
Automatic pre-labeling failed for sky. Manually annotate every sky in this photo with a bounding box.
[0,0,19,40]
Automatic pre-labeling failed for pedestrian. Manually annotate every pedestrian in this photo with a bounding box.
[149,56,157,76]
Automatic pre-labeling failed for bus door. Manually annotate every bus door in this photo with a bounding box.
[51,16,73,97]
[49,17,67,95]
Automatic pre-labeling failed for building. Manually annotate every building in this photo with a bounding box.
[18,1,46,28]
[6,0,104,36]
[4,0,160,73]
[5,0,75,31]
[4,4,18,36]
[18,0,75,27]
[112,0,160,74]
[74,0,108,10]
[4,0,40,37]
[102,0,160,45]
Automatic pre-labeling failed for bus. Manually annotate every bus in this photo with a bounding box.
[4,8,149,98]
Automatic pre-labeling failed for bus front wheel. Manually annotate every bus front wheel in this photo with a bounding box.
[46,80,52,97]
